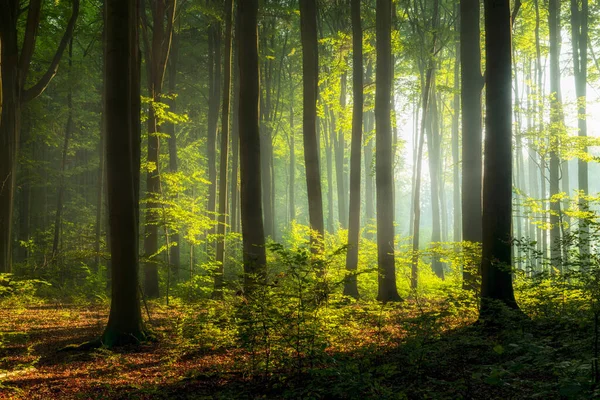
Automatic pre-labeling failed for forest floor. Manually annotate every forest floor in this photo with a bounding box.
[0,299,596,399]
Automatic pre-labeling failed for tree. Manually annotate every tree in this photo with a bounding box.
[344,0,363,299]
[102,0,147,346]
[460,0,483,288]
[571,0,589,259]
[548,0,562,270]
[213,0,234,298]
[299,0,325,250]
[480,0,519,314]
[375,0,401,302]
[140,0,177,298]
[0,0,80,273]
[238,0,266,291]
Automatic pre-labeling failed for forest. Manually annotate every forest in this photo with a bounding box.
[1,0,600,398]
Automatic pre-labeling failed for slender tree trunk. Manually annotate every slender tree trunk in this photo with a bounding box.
[166,32,180,280]
[141,0,176,298]
[548,0,562,271]
[460,0,483,288]
[452,22,461,243]
[207,12,221,249]
[325,114,335,233]
[17,113,32,264]
[571,0,589,260]
[300,0,325,250]
[231,45,240,234]
[427,82,443,279]
[52,38,75,261]
[289,73,296,224]
[238,0,266,291]
[335,72,348,229]
[344,0,362,299]
[213,0,234,299]
[480,0,519,314]
[364,61,375,232]
[375,0,400,302]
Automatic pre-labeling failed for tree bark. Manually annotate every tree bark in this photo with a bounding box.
[214,0,234,299]
[102,0,147,347]
[238,0,267,291]
[300,0,325,250]
[548,0,562,271]
[480,0,519,313]
[344,0,362,299]
[460,0,483,288]
[375,0,401,302]
[52,38,75,261]
[571,0,589,260]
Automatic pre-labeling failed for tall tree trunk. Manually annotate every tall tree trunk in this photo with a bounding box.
[102,0,147,347]
[207,10,221,250]
[141,0,177,298]
[52,38,75,261]
[364,61,375,232]
[335,72,348,229]
[289,72,296,225]
[460,0,483,288]
[213,0,234,299]
[571,0,589,260]
[325,114,335,233]
[480,0,519,314]
[452,18,461,243]
[375,0,400,302]
[300,0,325,249]
[548,0,562,271]
[238,0,266,291]
[231,43,240,234]
[17,113,32,264]
[166,32,180,280]
[0,0,79,273]
[344,0,362,299]
[534,0,548,267]
[427,82,443,279]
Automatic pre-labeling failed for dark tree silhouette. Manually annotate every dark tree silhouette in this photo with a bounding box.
[480,0,519,314]
[238,0,267,291]
[102,0,147,346]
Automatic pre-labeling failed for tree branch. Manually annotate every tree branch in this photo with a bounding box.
[22,0,80,103]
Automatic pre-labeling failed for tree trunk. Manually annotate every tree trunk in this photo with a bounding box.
[335,72,348,229]
[452,7,461,243]
[238,0,266,292]
[427,82,443,279]
[325,113,335,233]
[571,0,589,260]
[480,0,519,314]
[300,0,325,249]
[166,32,180,280]
[231,43,240,233]
[344,0,362,299]
[207,13,221,248]
[213,0,234,299]
[0,0,79,273]
[52,38,75,262]
[102,0,147,347]
[141,0,176,298]
[548,0,562,271]
[375,0,401,302]
[289,71,296,224]
[460,0,483,288]
[364,61,375,232]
